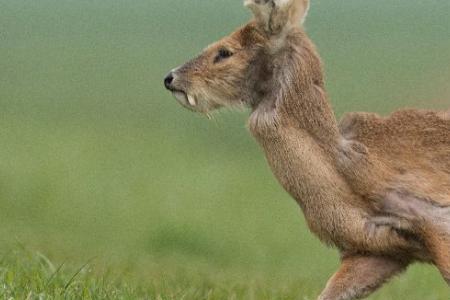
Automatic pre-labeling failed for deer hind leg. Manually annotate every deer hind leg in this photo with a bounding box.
[318,255,408,300]
[429,234,450,285]
[375,191,450,285]
[426,207,450,285]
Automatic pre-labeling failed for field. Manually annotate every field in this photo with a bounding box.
[0,0,449,299]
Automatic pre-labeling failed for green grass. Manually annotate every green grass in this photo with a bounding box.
[0,0,449,299]
[1,248,448,300]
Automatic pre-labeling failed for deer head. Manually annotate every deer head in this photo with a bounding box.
[163,0,312,114]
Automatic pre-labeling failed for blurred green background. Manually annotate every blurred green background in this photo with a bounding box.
[0,0,449,298]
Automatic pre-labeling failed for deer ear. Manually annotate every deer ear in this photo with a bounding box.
[245,0,310,34]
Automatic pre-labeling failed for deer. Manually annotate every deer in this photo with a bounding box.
[163,0,450,299]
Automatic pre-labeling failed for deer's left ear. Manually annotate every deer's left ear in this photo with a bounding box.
[245,0,310,35]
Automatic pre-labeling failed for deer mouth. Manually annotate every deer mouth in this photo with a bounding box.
[171,90,197,109]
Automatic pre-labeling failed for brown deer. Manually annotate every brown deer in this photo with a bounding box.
[163,0,450,299]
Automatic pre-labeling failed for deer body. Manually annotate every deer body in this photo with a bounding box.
[164,1,450,298]
[248,56,426,258]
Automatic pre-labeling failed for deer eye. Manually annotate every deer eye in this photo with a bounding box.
[214,48,233,63]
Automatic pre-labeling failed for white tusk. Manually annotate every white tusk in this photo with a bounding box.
[187,94,197,106]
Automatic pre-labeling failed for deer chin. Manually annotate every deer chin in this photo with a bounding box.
[172,90,222,114]
[172,90,197,110]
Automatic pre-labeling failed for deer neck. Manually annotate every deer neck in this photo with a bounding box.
[247,35,359,245]
[248,80,341,180]
[248,75,352,244]
[249,33,341,153]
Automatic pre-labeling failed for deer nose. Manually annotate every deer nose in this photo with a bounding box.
[164,73,174,90]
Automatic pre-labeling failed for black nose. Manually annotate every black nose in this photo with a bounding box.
[164,73,174,90]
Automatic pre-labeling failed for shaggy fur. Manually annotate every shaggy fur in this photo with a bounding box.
[164,0,450,298]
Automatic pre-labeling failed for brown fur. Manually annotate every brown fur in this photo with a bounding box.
[164,0,450,298]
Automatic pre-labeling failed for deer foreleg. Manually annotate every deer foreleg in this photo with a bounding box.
[318,254,408,300]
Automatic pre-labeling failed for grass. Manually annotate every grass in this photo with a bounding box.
[0,0,449,299]
[0,248,448,300]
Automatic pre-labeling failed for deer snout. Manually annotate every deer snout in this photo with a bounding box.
[164,72,175,90]
[163,70,198,109]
